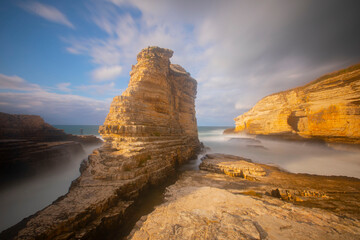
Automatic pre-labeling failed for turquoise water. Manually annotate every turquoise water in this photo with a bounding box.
[54,125,100,136]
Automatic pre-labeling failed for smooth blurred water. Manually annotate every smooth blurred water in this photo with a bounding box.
[198,126,360,179]
[55,125,360,178]
[1,125,359,233]
[0,128,101,232]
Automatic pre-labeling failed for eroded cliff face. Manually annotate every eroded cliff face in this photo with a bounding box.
[0,112,102,184]
[234,64,360,144]
[98,46,200,184]
[2,47,200,240]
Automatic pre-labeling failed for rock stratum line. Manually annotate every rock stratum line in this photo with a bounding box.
[1,46,200,240]
[0,112,102,184]
[233,64,360,144]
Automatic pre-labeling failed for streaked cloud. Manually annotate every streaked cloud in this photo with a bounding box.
[0,74,41,91]
[5,0,360,125]
[91,65,123,82]
[0,91,109,124]
[77,82,123,96]
[0,73,110,124]
[56,82,72,92]
[20,1,75,29]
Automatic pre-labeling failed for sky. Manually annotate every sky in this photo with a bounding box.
[0,0,360,125]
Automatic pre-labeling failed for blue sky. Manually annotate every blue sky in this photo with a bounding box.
[1,0,360,125]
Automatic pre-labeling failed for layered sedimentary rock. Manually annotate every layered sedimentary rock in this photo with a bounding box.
[0,112,101,144]
[2,46,200,240]
[98,46,200,183]
[233,64,360,144]
[0,112,102,183]
[129,154,360,239]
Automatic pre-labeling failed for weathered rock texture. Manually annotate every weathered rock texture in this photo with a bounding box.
[129,154,360,240]
[0,112,100,144]
[1,47,200,240]
[199,154,360,217]
[234,64,360,144]
[199,154,266,180]
[0,112,102,183]
[98,46,200,183]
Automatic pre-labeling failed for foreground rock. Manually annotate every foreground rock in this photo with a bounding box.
[0,112,102,184]
[1,46,200,239]
[232,63,360,144]
[129,154,360,239]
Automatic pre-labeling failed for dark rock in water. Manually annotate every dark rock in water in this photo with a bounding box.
[1,46,201,240]
[228,137,261,144]
[246,144,268,150]
[223,127,235,134]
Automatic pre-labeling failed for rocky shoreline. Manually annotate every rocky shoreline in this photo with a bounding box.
[2,47,359,239]
[0,112,103,185]
[129,154,360,239]
[232,63,360,145]
[0,47,201,240]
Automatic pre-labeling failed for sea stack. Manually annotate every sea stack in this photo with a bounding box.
[2,47,200,240]
[98,46,200,183]
[233,64,360,144]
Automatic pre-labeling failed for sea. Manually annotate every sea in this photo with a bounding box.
[0,125,359,232]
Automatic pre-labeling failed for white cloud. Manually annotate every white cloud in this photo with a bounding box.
[64,5,199,79]
[91,65,123,81]
[56,82,72,92]
[77,82,123,96]
[66,47,81,54]
[20,1,75,29]
[0,73,112,124]
[61,0,360,125]
[0,74,41,91]
[0,91,109,124]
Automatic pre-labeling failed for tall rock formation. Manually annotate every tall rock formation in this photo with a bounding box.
[2,47,200,240]
[234,64,360,144]
[98,46,200,183]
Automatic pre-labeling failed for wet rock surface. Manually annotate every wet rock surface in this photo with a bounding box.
[129,154,360,240]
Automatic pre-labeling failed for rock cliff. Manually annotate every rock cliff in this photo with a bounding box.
[0,112,70,141]
[233,64,360,144]
[0,112,102,184]
[0,112,101,144]
[2,46,200,240]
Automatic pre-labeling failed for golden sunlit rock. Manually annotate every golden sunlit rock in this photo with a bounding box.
[129,154,360,240]
[4,47,200,240]
[234,64,360,144]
